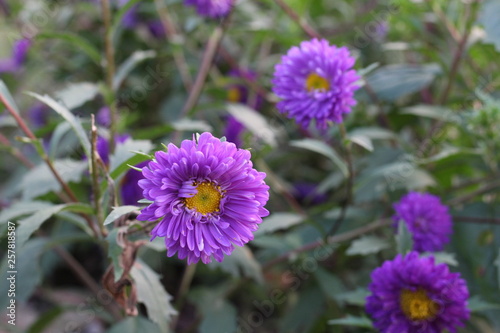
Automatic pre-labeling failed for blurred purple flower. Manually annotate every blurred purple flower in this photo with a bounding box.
[28,104,49,128]
[184,0,234,19]
[0,38,31,73]
[292,183,327,206]
[272,38,360,129]
[393,192,452,253]
[147,20,166,39]
[137,132,270,264]
[366,252,470,333]
[120,161,148,205]
[95,134,129,166]
[96,106,111,127]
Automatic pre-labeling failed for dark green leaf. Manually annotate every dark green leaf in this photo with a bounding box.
[328,315,373,328]
[106,316,161,333]
[105,227,126,281]
[346,236,390,256]
[335,288,370,306]
[290,139,348,177]
[468,295,500,313]
[0,201,53,224]
[255,212,304,236]
[314,267,344,301]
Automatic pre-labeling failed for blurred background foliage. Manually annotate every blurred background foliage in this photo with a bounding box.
[1,0,500,332]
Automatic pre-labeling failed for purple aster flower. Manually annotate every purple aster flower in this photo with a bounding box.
[272,39,360,129]
[96,106,111,127]
[121,161,149,205]
[366,252,470,333]
[137,132,270,264]
[147,20,166,39]
[224,116,245,148]
[393,192,452,253]
[0,38,31,73]
[184,0,234,19]
[28,104,49,128]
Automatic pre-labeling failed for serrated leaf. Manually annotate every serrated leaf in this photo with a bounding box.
[479,0,500,52]
[255,212,304,236]
[106,316,161,333]
[227,103,277,146]
[0,238,47,310]
[104,205,139,226]
[17,159,88,200]
[328,315,373,328]
[16,203,93,247]
[27,92,91,157]
[131,259,177,332]
[54,82,99,110]
[209,246,263,283]
[366,64,441,101]
[0,201,53,224]
[395,220,413,254]
[113,50,157,91]
[290,139,348,177]
[346,236,390,256]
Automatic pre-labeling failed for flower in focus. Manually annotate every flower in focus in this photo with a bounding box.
[137,132,270,264]
[184,0,234,19]
[393,191,452,252]
[366,252,470,333]
[271,38,360,129]
[0,38,31,73]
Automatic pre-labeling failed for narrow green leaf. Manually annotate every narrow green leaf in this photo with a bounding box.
[479,0,500,52]
[104,205,139,226]
[335,288,370,306]
[346,235,390,256]
[131,259,177,332]
[328,315,373,328]
[290,139,348,177]
[0,79,21,113]
[54,82,99,110]
[402,104,459,122]
[227,103,277,146]
[113,50,156,91]
[27,92,91,157]
[0,201,53,224]
[105,227,125,282]
[395,220,413,255]
[37,32,101,65]
[468,295,500,313]
[255,212,304,236]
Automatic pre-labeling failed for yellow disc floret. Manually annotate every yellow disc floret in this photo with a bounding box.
[227,87,241,102]
[305,73,330,92]
[185,182,222,215]
[400,288,439,321]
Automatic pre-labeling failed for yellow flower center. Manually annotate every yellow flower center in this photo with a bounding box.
[184,182,222,215]
[400,289,439,321]
[305,73,330,92]
[227,87,241,102]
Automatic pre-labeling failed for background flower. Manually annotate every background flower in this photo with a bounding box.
[0,38,31,73]
[184,0,234,19]
[271,38,360,129]
[366,252,470,333]
[393,191,452,252]
[137,132,269,264]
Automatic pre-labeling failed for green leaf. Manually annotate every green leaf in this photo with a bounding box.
[54,82,99,110]
[348,127,396,152]
[422,251,458,266]
[0,238,48,310]
[130,259,177,332]
[0,201,53,224]
[468,295,500,313]
[27,306,64,333]
[255,212,304,236]
[106,316,161,333]
[27,92,91,157]
[290,139,348,177]
[402,104,459,122]
[16,203,93,247]
[105,227,125,281]
[227,103,278,147]
[37,32,101,65]
[335,288,370,306]
[366,64,441,101]
[199,299,237,333]
[495,248,500,290]
[171,118,213,132]
[109,138,153,172]
[104,205,139,226]
[328,315,373,328]
[314,267,344,301]
[0,79,21,113]
[209,246,263,283]
[113,50,157,91]
[17,159,88,200]
[280,287,324,333]
[48,121,77,160]
[479,0,500,52]
[346,235,390,256]
[395,220,413,254]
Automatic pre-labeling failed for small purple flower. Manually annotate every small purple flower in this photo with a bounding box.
[95,134,129,166]
[272,39,360,129]
[393,192,452,252]
[292,183,327,206]
[96,107,111,127]
[137,132,270,264]
[121,161,149,205]
[147,20,166,39]
[28,104,49,128]
[0,38,31,73]
[184,0,234,19]
[366,252,470,333]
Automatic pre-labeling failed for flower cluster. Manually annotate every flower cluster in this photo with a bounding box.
[393,191,452,252]
[271,38,360,129]
[366,252,470,333]
[137,132,269,264]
